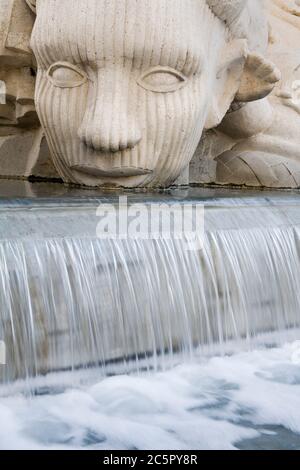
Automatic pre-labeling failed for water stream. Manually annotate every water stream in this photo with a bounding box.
[0,185,300,449]
[0,189,300,385]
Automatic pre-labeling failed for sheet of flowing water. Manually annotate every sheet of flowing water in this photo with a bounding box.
[0,189,300,449]
[0,196,300,385]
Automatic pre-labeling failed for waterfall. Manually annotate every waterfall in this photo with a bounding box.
[0,193,300,387]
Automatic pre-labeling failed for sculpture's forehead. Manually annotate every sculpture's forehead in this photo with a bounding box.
[32,0,216,70]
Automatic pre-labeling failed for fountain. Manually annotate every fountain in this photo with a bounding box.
[0,182,300,391]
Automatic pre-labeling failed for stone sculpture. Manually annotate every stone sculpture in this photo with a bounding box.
[215,0,300,188]
[0,0,280,188]
[0,0,57,179]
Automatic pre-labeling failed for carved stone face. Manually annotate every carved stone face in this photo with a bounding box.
[31,0,231,187]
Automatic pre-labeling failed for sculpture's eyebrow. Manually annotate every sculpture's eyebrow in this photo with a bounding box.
[31,39,82,69]
[119,36,204,75]
[33,40,203,77]
[180,50,204,75]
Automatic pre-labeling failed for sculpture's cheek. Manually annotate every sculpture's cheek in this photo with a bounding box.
[143,78,206,185]
[35,72,89,181]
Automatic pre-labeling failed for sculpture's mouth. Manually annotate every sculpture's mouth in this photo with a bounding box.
[71,164,153,178]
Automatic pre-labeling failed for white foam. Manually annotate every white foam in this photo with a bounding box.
[1,336,300,450]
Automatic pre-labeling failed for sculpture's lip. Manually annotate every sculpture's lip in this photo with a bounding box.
[70,164,153,177]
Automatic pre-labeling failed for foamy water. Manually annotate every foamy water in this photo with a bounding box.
[1,336,300,450]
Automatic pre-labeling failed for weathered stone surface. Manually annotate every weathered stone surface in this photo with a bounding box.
[0,0,57,180]
[190,129,234,184]
[215,0,300,188]
[0,0,35,65]
[0,127,58,178]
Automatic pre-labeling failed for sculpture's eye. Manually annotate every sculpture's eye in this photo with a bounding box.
[47,62,88,88]
[137,66,187,93]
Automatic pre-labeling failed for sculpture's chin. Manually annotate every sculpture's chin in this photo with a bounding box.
[71,164,153,178]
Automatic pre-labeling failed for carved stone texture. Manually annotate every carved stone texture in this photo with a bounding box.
[216,0,300,188]
[29,0,278,188]
[0,0,58,180]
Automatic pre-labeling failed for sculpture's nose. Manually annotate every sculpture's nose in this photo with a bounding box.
[78,70,142,153]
